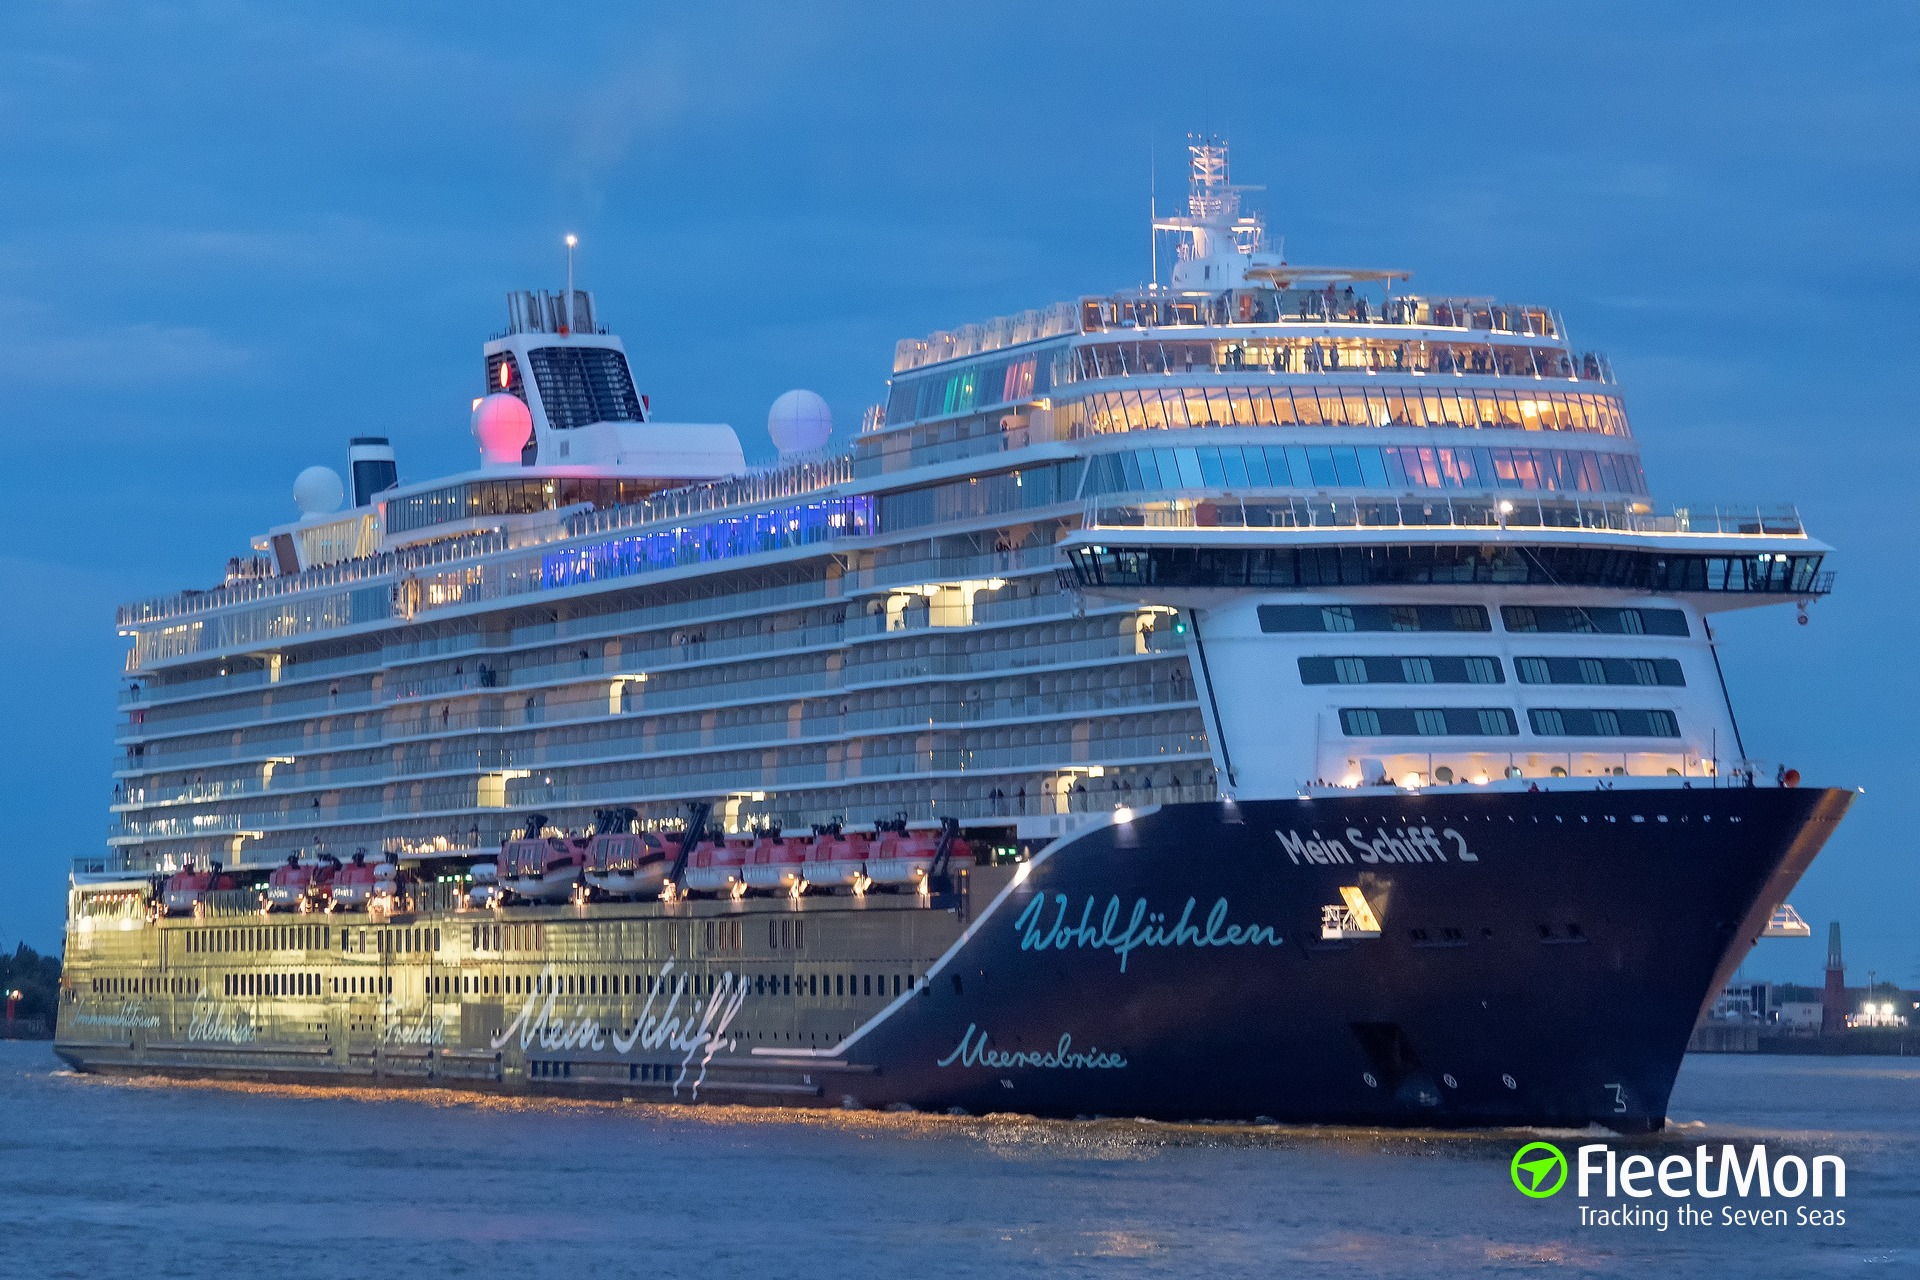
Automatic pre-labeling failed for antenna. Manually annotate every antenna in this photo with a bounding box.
[1150,141,1158,291]
[564,234,578,333]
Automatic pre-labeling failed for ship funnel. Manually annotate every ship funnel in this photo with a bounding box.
[348,437,398,506]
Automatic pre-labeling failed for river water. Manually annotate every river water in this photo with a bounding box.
[0,1042,1912,1277]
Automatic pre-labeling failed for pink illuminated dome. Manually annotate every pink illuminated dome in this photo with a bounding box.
[471,393,532,466]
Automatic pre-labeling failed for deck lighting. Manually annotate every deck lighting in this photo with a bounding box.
[1113,806,1134,825]
[1400,772,1423,789]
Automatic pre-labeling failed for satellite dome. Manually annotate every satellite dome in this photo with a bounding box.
[472,393,533,467]
[768,389,832,456]
[293,466,344,517]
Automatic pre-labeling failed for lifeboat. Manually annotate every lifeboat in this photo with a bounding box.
[679,837,747,896]
[467,860,503,909]
[328,850,379,911]
[158,863,237,916]
[367,855,411,914]
[583,831,670,899]
[804,824,868,893]
[501,835,585,904]
[306,855,341,910]
[260,854,315,913]
[864,820,948,890]
[740,830,808,894]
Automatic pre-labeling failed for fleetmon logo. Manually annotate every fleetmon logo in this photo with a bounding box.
[1510,1142,1569,1198]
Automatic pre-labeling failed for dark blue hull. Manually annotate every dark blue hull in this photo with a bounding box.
[58,786,1849,1133]
[796,786,1850,1132]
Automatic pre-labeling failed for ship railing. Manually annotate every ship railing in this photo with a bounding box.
[107,785,1230,875]
[1082,496,1807,538]
[844,545,1058,595]
[117,531,509,628]
[1058,339,1611,387]
[116,464,861,633]
[1073,291,1565,341]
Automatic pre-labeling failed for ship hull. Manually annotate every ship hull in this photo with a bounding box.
[58,786,1849,1133]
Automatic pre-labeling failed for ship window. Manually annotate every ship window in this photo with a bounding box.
[1340,707,1517,736]
[1527,708,1681,738]
[1501,606,1689,636]
[525,346,644,429]
[1262,604,1491,634]
[1515,656,1685,687]
[1301,656,1505,685]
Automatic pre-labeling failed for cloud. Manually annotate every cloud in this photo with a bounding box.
[0,300,248,385]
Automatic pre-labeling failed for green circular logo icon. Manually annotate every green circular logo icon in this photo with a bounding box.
[1510,1142,1568,1198]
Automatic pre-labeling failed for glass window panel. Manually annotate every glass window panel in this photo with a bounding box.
[1243,387,1270,425]
[1318,389,1347,426]
[1227,387,1256,426]
[1286,445,1311,485]
[1141,388,1169,430]
[1222,446,1250,488]
[1167,387,1198,427]
[1163,390,1190,427]
[1473,391,1501,426]
[1434,392,1463,426]
[1342,390,1371,426]
[1488,449,1519,488]
[1358,447,1389,488]
[1196,447,1227,487]
[1135,449,1163,490]
[1198,388,1227,425]
[1364,388,1391,427]
[1271,387,1298,425]
[1119,451,1144,491]
[1381,388,1408,425]
[1175,448,1204,488]
[1332,447,1363,486]
[1307,446,1338,486]
[1496,391,1524,428]
[1244,445,1273,486]
[1292,389,1322,426]
[1437,448,1477,488]
[1153,449,1180,488]
[1381,446,1409,487]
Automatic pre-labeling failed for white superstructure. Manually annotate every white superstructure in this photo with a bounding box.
[100,139,1829,882]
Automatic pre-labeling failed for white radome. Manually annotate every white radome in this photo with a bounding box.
[472,393,534,467]
[768,389,832,456]
[293,466,344,516]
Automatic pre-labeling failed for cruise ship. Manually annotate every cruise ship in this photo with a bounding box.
[57,140,1850,1130]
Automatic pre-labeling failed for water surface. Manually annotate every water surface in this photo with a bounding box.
[1,1043,1912,1277]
